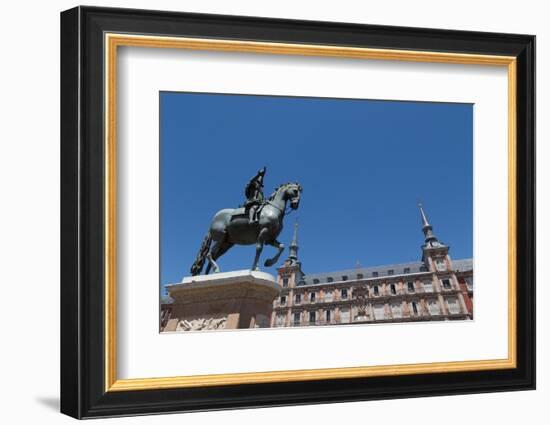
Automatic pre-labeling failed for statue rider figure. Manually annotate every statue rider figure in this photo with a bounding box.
[244,167,266,223]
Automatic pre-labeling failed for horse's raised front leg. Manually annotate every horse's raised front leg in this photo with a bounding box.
[252,228,269,271]
[264,239,285,267]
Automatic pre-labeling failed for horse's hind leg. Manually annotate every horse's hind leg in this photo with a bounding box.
[205,252,216,274]
[205,243,220,274]
[205,239,233,274]
[252,228,269,271]
[264,239,285,267]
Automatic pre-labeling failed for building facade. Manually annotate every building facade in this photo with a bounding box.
[270,205,473,328]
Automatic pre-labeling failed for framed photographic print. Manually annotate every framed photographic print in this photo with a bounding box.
[60,6,535,419]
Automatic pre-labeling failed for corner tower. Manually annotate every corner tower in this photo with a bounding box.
[418,203,451,273]
[271,221,305,327]
[278,221,305,285]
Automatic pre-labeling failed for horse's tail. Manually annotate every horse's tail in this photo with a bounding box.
[190,232,212,276]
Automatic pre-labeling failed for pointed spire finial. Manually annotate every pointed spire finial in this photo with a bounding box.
[418,201,438,244]
[418,201,430,229]
[291,220,298,247]
[287,219,299,263]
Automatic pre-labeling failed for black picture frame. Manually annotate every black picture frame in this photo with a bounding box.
[61,5,535,419]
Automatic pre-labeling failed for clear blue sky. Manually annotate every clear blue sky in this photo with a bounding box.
[160,92,472,291]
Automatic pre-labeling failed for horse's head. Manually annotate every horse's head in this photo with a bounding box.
[269,182,303,210]
[283,182,303,210]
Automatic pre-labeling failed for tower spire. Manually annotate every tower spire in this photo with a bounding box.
[418,202,439,245]
[288,220,299,263]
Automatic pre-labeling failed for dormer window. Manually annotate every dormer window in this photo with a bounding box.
[282,277,289,287]
[342,275,348,281]
[313,278,320,284]
[404,267,410,274]
[357,273,363,279]
[372,271,379,277]
[387,269,394,275]
[327,277,334,283]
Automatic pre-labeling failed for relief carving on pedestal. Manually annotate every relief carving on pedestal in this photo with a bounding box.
[176,317,227,331]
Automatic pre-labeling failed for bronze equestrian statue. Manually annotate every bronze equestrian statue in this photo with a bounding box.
[190,169,302,275]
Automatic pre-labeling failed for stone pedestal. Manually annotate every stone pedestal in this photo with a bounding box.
[163,270,281,332]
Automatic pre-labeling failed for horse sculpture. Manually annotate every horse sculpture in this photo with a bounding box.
[190,182,303,275]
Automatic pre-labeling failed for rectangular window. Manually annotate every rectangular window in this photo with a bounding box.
[340,308,350,323]
[404,267,410,274]
[411,301,419,316]
[326,310,331,322]
[293,312,301,326]
[327,277,334,283]
[441,278,452,289]
[387,269,394,275]
[357,273,363,279]
[391,303,402,318]
[313,278,320,284]
[373,285,379,296]
[295,293,301,304]
[427,299,441,315]
[282,277,289,287]
[447,297,460,314]
[310,292,316,302]
[341,288,348,299]
[342,275,348,281]
[407,281,415,293]
[423,281,434,293]
[324,291,333,302]
[419,265,428,272]
[373,304,385,320]
[435,258,447,271]
[372,271,379,277]
[390,284,397,295]
[309,311,316,324]
[280,296,286,305]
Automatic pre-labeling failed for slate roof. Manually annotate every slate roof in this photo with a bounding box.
[300,258,473,286]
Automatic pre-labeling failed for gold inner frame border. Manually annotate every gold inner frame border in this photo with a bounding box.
[104,33,517,392]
